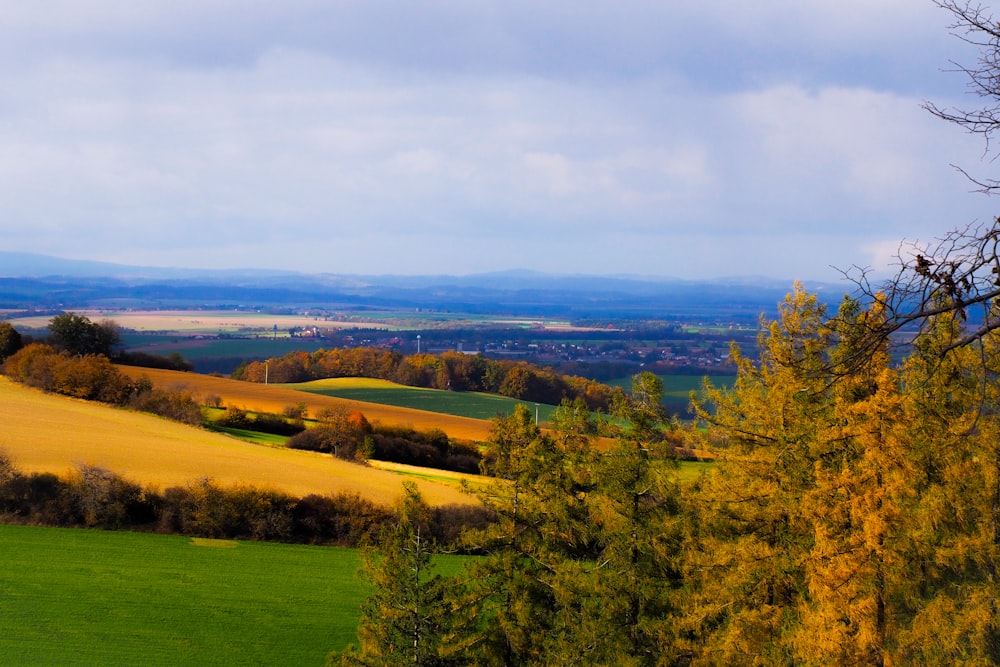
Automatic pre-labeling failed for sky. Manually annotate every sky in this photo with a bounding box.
[1,1,998,282]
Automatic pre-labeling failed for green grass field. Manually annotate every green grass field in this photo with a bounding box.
[284,378,558,422]
[205,423,291,446]
[609,373,736,416]
[124,336,327,361]
[0,524,469,666]
[609,373,736,396]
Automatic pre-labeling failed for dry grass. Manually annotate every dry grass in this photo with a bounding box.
[0,377,477,506]
[121,367,495,442]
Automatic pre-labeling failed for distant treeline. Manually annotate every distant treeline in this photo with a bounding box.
[235,348,623,409]
[0,454,490,548]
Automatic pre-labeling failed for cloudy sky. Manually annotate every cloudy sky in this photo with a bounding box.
[1,1,997,281]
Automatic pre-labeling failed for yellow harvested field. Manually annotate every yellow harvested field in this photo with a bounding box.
[122,367,495,442]
[0,377,477,506]
[4,309,387,333]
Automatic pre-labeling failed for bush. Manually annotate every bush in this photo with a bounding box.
[251,413,305,437]
[287,425,367,461]
[368,426,482,473]
[0,471,69,524]
[128,387,203,426]
[290,493,392,546]
[0,322,23,362]
[0,450,487,549]
[431,504,496,547]
[65,465,159,529]
[3,345,139,405]
[217,407,305,436]
[282,403,308,420]
[157,479,296,541]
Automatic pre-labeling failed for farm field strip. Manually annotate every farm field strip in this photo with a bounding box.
[285,378,557,422]
[368,459,487,488]
[608,373,737,396]
[0,523,473,665]
[0,377,474,506]
[126,336,326,360]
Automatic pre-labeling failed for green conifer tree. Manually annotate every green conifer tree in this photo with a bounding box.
[330,484,454,667]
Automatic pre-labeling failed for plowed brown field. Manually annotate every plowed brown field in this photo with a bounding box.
[120,367,495,442]
[0,377,477,506]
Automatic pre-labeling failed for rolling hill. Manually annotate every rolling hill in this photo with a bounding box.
[0,377,476,506]
[118,366,497,442]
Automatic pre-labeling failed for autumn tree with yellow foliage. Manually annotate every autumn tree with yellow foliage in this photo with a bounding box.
[336,282,999,664]
[686,285,1000,665]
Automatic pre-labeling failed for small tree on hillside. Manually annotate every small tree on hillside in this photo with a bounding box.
[0,322,23,362]
[48,313,121,357]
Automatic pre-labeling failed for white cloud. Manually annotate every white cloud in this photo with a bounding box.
[0,1,994,280]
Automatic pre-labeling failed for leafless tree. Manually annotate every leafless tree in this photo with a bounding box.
[845,222,1000,354]
[840,2,1000,362]
[924,1,1000,191]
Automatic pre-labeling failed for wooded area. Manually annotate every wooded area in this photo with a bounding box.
[333,286,999,666]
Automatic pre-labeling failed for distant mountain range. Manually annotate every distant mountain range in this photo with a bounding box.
[0,251,846,320]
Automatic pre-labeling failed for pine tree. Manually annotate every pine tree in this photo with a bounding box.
[892,309,1000,664]
[684,285,834,664]
[686,287,1000,664]
[455,389,687,665]
[567,371,685,665]
[330,484,454,667]
[792,299,910,665]
[453,404,567,666]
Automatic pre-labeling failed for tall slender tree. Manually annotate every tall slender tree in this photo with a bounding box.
[330,484,454,667]
[684,285,834,664]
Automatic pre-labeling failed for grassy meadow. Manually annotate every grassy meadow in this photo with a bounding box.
[125,335,327,361]
[609,372,736,396]
[0,376,475,506]
[285,377,558,422]
[0,523,471,665]
[609,372,736,416]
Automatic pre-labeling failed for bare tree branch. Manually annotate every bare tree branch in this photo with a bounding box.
[838,220,1000,371]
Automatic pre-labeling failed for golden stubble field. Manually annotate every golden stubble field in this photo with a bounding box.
[121,367,496,442]
[3,309,389,334]
[0,377,478,506]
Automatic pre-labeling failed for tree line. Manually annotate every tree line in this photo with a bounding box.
[332,286,1000,666]
[0,453,490,548]
[234,348,622,409]
[286,412,482,474]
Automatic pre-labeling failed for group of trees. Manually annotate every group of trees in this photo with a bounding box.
[235,348,621,409]
[288,416,483,474]
[2,343,203,424]
[334,285,1000,665]
[0,321,22,361]
[45,312,122,357]
[334,373,688,665]
[688,288,999,663]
